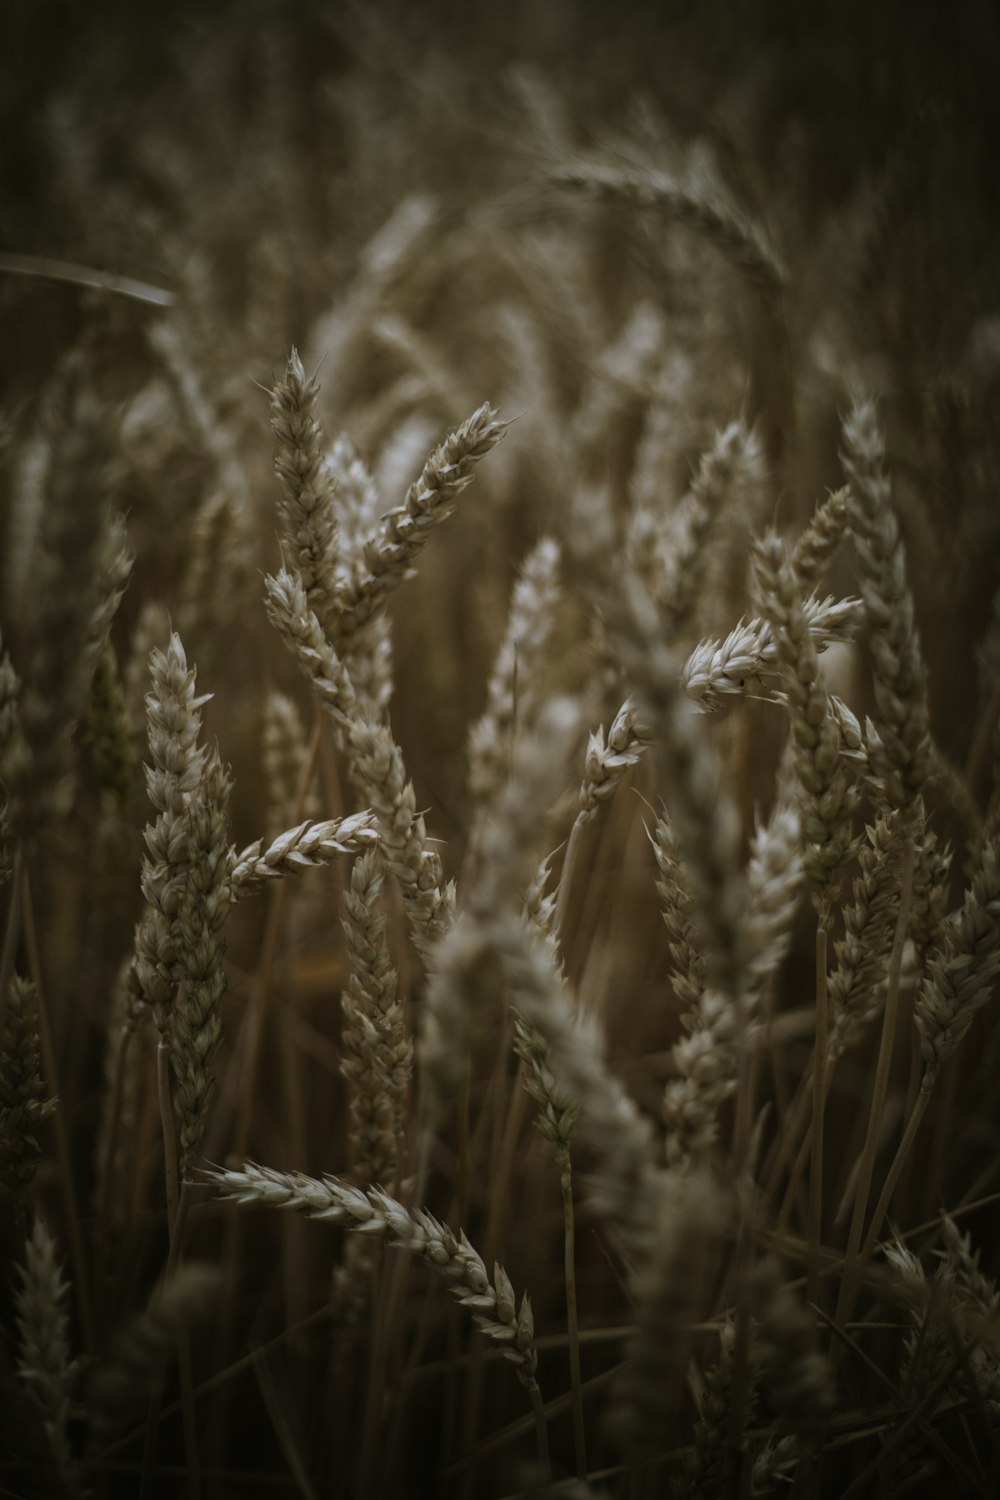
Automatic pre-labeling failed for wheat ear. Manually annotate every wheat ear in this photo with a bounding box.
[551,158,785,299]
[207,1164,549,1473]
[15,1215,77,1488]
[468,535,562,805]
[265,568,454,957]
[332,402,506,635]
[793,486,850,588]
[0,974,57,1232]
[841,399,933,809]
[270,348,341,626]
[682,594,860,712]
[228,812,379,898]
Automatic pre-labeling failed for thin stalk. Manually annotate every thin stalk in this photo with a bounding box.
[777,1063,834,1236]
[0,846,23,1016]
[554,813,586,951]
[926,1053,959,1213]
[153,1032,201,1500]
[839,1345,978,1500]
[903,1023,922,1121]
[484,1069,530,1266]
[836,834,914,1326]
[466,1039,526,1455]
[157,1034,180,1238]
[558,1146,587,1480]
[808,921,828,1304]
[356,1252,389,1500]
[856,1076,936,1282]
[456,1071,472,1225]
[140,1034,177,1500]
[458,1079,487,1457]
[726,991,759,1500]
[760,1060,815,1211]
[96,1022,135,1325]
[527,1382,552,1485]
[368,1122,432,1493]
[725,1177,755,1492]
[732,995,756,1176]
[212,723,323,1443]
[230,724,321,1152]
[22,867,95,1351]
[0,248,173,305]
[965,670,1000,792]
[165,1181,193,1279]
[279,992,308,1371]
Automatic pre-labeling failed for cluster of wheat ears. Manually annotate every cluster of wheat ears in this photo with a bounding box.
[2,12,1000,1498]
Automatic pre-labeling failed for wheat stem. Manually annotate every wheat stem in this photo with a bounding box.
[96,1022,135,1319]
[859,1077,935,1273]
[836,833,914,1325]
[808,923,829,1305]
[558,1147,587,1480]
[554,816,585,951]
[22,867,95,1353]
[0,846,22,1018]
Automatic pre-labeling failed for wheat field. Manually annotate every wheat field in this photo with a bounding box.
[2,3,1000,1497]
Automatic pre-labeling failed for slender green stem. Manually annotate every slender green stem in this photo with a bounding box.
[559,1147,587,1480]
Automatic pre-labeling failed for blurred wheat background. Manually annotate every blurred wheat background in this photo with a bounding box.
[2,2,1000,1496]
